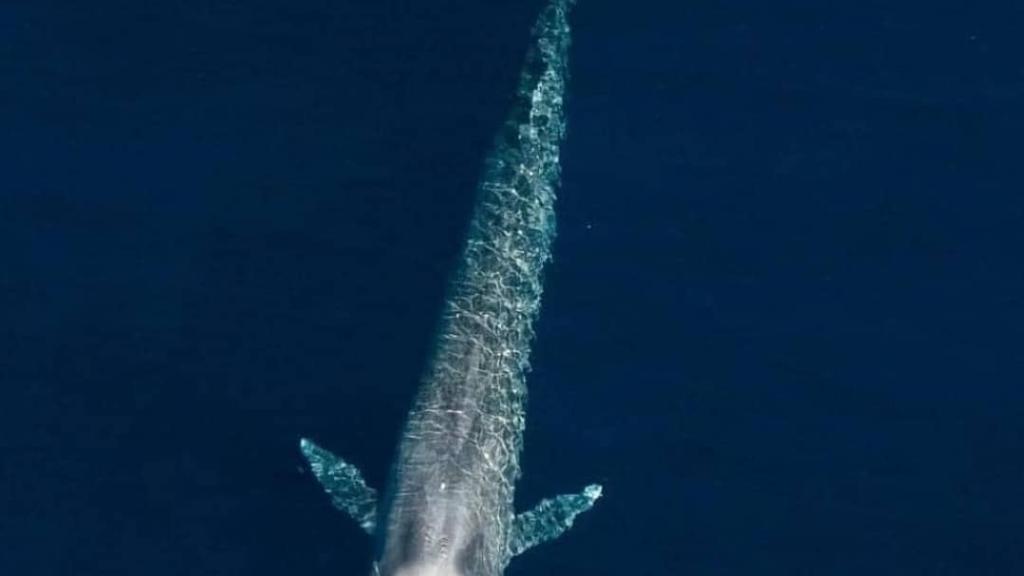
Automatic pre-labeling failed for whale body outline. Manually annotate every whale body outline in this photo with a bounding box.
[300,2,600,574]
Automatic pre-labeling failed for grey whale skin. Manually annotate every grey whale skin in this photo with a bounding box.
[299,1,600,575]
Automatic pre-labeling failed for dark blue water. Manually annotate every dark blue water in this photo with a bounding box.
[3,1,1022,574]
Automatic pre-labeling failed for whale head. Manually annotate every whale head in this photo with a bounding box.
[394,565,461,576]
[374,561,463,576]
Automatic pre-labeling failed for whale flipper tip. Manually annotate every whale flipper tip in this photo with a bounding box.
[299,437,378,534]
[509,482,603,558]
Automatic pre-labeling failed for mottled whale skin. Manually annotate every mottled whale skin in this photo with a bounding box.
[300,2,600,575]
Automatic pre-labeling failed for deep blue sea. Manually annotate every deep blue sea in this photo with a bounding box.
[3,1,1023,574]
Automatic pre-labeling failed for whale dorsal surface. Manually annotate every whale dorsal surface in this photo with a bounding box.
[300,1,600,574]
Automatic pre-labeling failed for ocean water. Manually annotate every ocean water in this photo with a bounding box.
[2,1,1022,574]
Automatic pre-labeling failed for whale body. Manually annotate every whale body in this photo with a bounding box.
[300,2,599,574]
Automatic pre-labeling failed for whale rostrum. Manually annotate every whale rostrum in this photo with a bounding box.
[300,2,599,574]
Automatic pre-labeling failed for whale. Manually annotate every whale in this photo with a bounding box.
[299,1,599,574]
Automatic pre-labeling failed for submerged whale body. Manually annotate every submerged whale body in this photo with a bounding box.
[300,2,599,574]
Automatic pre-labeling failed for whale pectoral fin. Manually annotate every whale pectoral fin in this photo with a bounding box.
[510,483,603,557]
[299,438,378,534]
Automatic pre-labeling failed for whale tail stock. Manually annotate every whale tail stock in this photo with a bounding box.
[300,438,601,557]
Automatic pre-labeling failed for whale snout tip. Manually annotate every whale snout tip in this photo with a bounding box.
[584,483,603,501]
